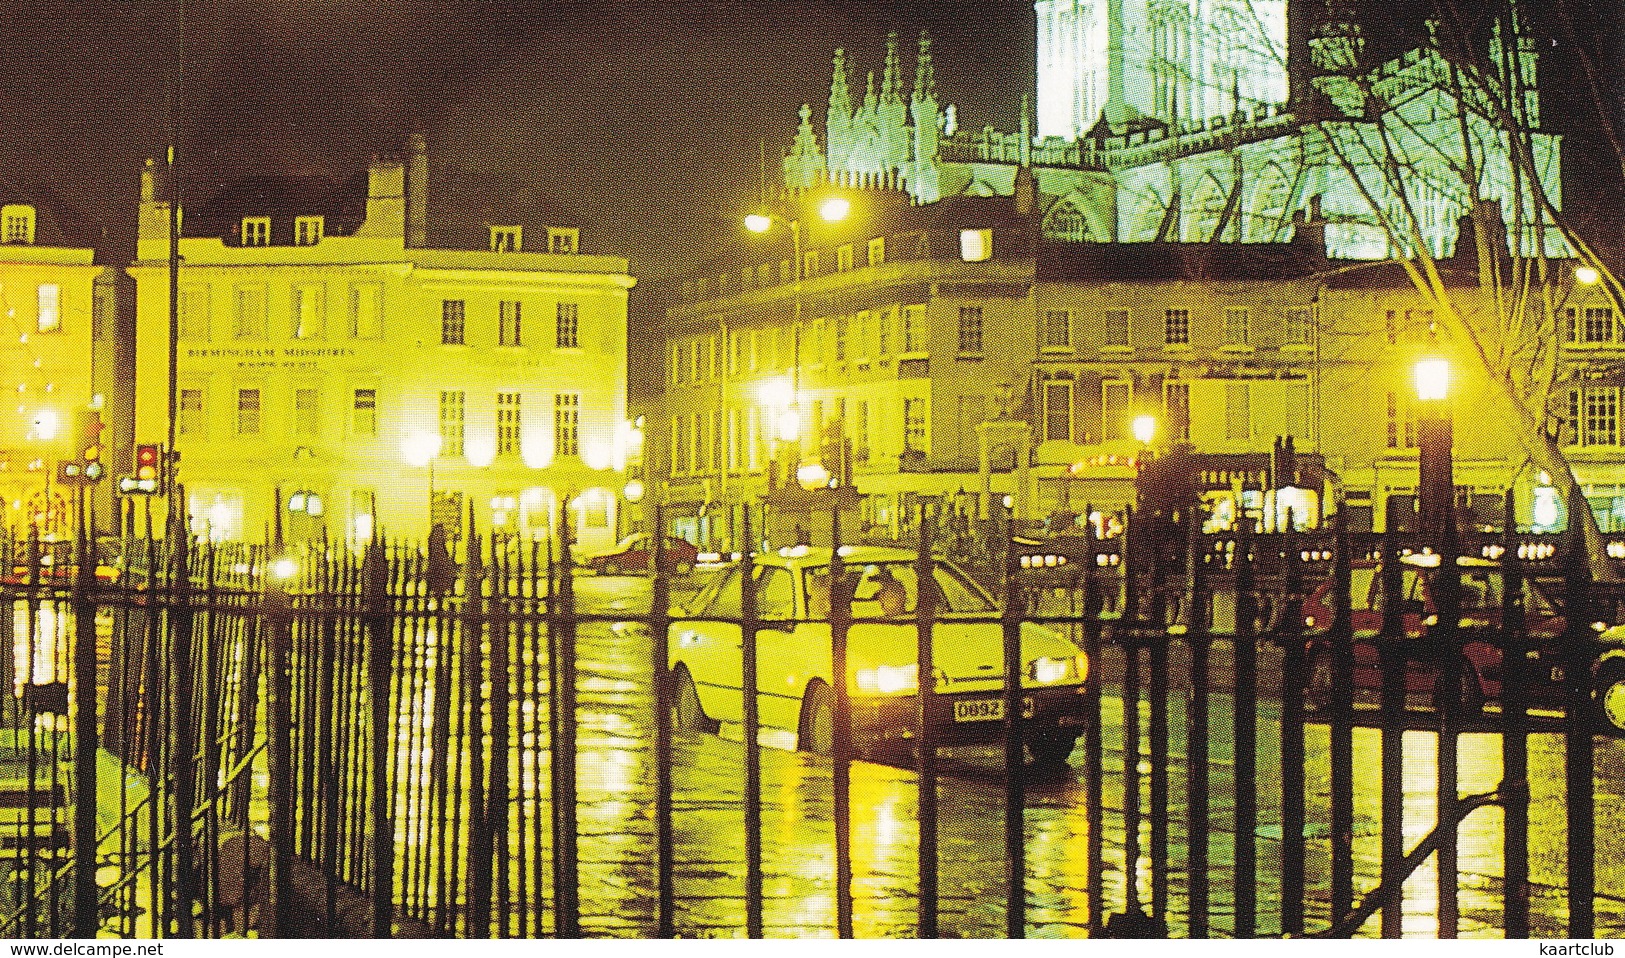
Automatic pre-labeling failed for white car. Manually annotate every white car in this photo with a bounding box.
[667,546,1091,768]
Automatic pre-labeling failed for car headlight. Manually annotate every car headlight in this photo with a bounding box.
[1029,654,1086,685]
[854,663,919,695]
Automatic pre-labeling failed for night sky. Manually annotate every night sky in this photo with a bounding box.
[0,0,1033,277]
[0,1,1617,280]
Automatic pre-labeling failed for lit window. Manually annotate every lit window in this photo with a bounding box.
[1102,381,1130,441]
[2,205,36,244]
[179,286,209,340]
[291,284,325,339]
[903,397,927,451]
[836,244,854,272]
[1285,307,1315,348]
[957,306,984,354]
[234,286,267,339]
[294,216,324,246]
[1582,307,1616,344]
[1165,308,1190,346]
[556,303,579,349]
[1386,392,1416,449]
[353,388,377,437]
[440,391,465,457]
[902,304,926,353]
[959,228,992,262]
[350,284,383,338]
[554,393,580,457]
[1104,308,1130,348]
[294,388,319,436]
[491,226,522,252]
[547,227,579,254]
[1044,381,1073,442]
[237,388,261,435]
[241,217,270,247]
[179,388,204,438]
[442,300,465,345]
[497,392,521,455]
[1574,387,1620,446]
[499,300,523,346]
[803,250,821,278]
[1042,309,1071,350]
[867,236,886,267]
[36,284,60,333]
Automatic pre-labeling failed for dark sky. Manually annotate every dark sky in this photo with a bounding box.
[0,0,1033,277]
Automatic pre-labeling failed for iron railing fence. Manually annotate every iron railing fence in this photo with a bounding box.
[0,490,1618,938]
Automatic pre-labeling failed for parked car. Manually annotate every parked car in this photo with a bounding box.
[667,545,1091,769]
[1300,553,1578,710]
[584,533,698,576]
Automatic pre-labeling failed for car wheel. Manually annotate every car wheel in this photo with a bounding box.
[671,665,718,735]
[1594,662,1625,736]
[797,680,835,756]
[1027,730,1079,772]
[602,561,620,577]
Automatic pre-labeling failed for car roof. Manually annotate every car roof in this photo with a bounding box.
[750,545,919,569]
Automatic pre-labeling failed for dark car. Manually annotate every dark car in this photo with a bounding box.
[585,534,698,576]
[1300,554,1568,710]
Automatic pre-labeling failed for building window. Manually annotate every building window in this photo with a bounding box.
[855,400,870,463]
[1102,380,1131,441]
[1042,309,1071,350]
[36,284,60,334]
[241,217,270,247]
[1581,306,1617,345]
[834,314,850,362]
[1165,381,1191,443]
[547,227,579,254]
[903,397,927,451]
[350,283,383,338]
[1223,307,1250,348]
[294,387,319,436]
[499,300,523,346]
[902,304,926,353]
[959,228,992,262]
[554,393,580,457]
[556,302,579,348]
[1165,309,1190,346]
[491,225,522,252]
[836,244,854,272]
[1285,307,1315,348]
[179,388,204,438]
[178,285,209,340]
[1043,381,1073,442]
[867,236,886,266]
[497,392,521,456]
[802,250,820,278]
[234,286,267,339]
[1385,392,1416,448]
[291,284,325,339]
[236,388,261,435]
[1575,387,1620,446]
[1104,308,1130,348]
[442,300,465,345]
[440,391,465,457]
[1225,382,1250,441]
[294,216,324,246]
[2,205,36,244]
[957,307,984,354]
[353,388,377,437]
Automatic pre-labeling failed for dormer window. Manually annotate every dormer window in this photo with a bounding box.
[294,216,324,246]
[2,205,36,245]
[241,217,270,247]
[491,226,522,252]
[547,227,578,254]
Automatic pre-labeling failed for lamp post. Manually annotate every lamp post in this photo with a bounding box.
[745,195,850,492]
[1414,358,1453,547]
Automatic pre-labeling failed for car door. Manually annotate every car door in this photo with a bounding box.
[670,563,806,732]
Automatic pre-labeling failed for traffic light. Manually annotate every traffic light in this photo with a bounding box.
[120,443,163,495]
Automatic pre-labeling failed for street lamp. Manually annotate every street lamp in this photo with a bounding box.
[401,430,442,531]
[745,195,850,489]
[1414,357,1453,545]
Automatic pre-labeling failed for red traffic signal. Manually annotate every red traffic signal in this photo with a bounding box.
[135,444,160,482]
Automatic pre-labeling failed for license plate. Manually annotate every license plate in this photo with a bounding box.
[952,697,1037,722]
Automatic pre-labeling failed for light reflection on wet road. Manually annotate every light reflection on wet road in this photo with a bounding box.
[554,576,1625,938]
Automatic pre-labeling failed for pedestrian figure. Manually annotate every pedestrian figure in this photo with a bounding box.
[427,522,456,599]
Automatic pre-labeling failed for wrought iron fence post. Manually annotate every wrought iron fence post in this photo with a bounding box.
[168,506,198,938]
[1562,486,1596,938]
[915,506,939,939]
[649,503,675,939]
[1434,516,1461,938]
[1500,490,1530,938]
[265,555,294,938]
[552,500,580,937]
[1184,505,1209,938]
[363,535,395,937]
[71,488,99,937]
[998,499,1026,938]
[829,500,854,939]
[1379,508,1405,938]
[1082,504,1106,938]
[1232,516,1258,938]
[463,532,490,938]
[1329,503,1355,924]
[1279,509,1306,938]
[739,509,763,939]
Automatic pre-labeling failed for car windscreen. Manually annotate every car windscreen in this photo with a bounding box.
[805,561,996,618]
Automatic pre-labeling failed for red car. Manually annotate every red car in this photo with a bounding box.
[584,534,698,576]
[1300,554,1567,707]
